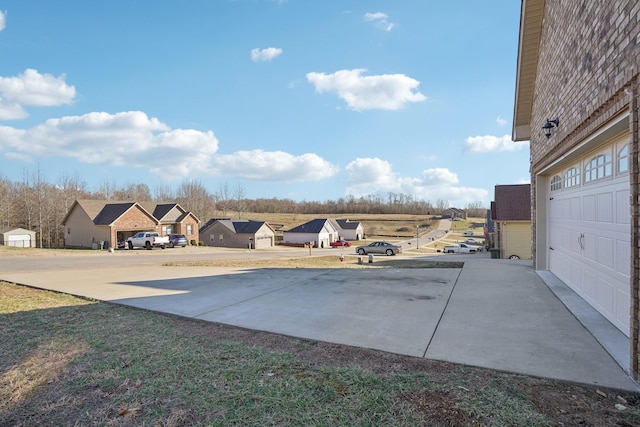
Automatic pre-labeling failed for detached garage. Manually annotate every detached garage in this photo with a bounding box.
[0,227,36,248]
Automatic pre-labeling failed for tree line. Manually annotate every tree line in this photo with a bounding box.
[0,171,487,248]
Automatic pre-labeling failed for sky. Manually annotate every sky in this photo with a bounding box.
[0,1,529,208]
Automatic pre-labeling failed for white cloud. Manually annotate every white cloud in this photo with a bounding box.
[211,150,338,182]
[496,115,507,126]
[0,69,76,120]
[464,134,528,153]
[0,102,27,120]
[0,10,6,31]
[345,157,488,206]
[250,47,283,62]
[363,12,394,31]
[306,69,426,111]
[0,111,338,183]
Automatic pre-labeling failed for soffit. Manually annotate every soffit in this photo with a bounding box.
[513,0,545,141]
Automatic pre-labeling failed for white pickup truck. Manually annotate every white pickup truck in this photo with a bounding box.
[443,243,481,254]
[126,232,169,250]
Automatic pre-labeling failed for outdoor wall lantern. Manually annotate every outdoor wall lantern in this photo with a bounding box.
[542,117,560,138]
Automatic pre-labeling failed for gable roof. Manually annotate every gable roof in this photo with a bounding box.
[492,184,531,221]
[334,219,362,230]
[62,199,198,226]
[286,218,334,234]
[199,218,272,234]
[93,202,137,225]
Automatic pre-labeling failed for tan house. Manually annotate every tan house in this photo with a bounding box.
[62,200,199,249]
[199,219,275,249]
[490,184,531,260]
[513,1,639,377]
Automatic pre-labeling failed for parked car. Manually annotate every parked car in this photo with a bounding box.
[330,240,352,247]
[463,231,474,236]
[355,241,402,256]
[464,238,480,244]
[126,232,169,250]
[169,234,188,248]
[443,243,481,254]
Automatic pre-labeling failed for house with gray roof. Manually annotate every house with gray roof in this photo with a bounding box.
[331,219,364,241]
[61,199,199,249]
[199,218,275,249]
[283,219,338,249]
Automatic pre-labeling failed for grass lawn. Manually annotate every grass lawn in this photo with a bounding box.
[2,280,640,426]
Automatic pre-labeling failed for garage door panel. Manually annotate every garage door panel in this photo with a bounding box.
[595,277,614,316]
[595,236,614,268]
[616,239,630,278]
[597,193,614,222]
[616,289,631,330]
[547,163,630,336]
[616,189,630,224]
[583,232,597,259]
[583,269,597,301]
[583,195,596,221]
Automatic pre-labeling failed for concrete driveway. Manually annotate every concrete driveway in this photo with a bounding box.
[1,248,637,391]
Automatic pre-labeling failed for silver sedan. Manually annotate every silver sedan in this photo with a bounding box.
[355,241,402,256]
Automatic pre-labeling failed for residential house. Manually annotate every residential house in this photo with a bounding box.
[441,208,466,220]
[490,184,531,260]
[0,227,37,248]
[331,219,364,241]
[199,219,275,249]
[282,219,339,249]
[512,1,639,377]
[61,199,199,249]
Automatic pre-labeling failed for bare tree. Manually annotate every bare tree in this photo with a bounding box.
[216,182,232,217]
[234,183,247,219]
[176,179,216,221]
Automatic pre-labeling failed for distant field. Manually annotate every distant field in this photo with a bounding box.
[237,212,436,239]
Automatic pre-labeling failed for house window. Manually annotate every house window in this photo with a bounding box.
[219,234,223,242]
[618,145,629,173]
[186,224,193,235]
[584,154,612,182]
[563,167,580,188]
[209,234,215,242]
[162,225,173,236]
[550,175,562,191]
[67,227,71,235]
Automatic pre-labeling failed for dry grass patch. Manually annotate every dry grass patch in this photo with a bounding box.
[2,281,640,426]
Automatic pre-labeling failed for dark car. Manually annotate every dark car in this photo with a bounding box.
[169,234,188,248]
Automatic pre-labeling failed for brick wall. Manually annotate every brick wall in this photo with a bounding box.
[531,0,639,171]
[528,0,640,378]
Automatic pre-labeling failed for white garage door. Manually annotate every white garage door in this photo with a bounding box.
[547,144,630,336]
[8,234,31,247]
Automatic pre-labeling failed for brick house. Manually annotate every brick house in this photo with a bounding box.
[62,199,199,249]
[490,184,532,260]
[512,1,640,377]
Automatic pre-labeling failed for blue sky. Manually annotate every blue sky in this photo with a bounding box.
[0,1,528,207]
